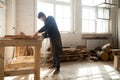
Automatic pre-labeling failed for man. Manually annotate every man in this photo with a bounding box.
[33,12,62,72]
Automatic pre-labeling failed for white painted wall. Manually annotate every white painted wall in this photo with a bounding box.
[5,0,16,65]
[0,0,6,37]
[16,0,35,35]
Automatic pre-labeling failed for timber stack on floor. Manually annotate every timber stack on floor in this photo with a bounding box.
[46,45,90,63]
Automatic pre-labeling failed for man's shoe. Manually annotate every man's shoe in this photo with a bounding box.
[53,68,60,74]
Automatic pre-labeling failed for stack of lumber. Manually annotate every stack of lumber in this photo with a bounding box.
[61,46,89,61]
[46,45,90,63]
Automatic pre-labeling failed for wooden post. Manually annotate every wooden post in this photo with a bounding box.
[0,46,4,80]
[114,55,120,70]
[34,46,41,80]
[15,46,20,57]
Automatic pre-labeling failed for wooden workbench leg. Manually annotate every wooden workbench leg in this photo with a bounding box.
[34,46,41,80]
[0,46,4,80]
[114,55,120,70]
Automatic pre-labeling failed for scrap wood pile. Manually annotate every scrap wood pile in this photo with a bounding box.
[46,45,90,64]
[90,43,113,61]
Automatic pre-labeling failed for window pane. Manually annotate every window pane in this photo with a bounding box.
[56,0,71,3]
[97,20,103,33]
[98,8,103,18]
[37,2,54,16]
[63,6,71,18]
[88,20,95,33]
[94,0,104,5]
[56,5,71,31]
[82,20,89,33]
[82,0,94,6]
[82,8,89,19]
[104,9,109,19]
[98,8,110,19]
[97,20,109,33]
[56,18,71,31]
[37,20,44,31]
[89,8,96,19]
[103,21,109,33]
[63,19,71,31]
[56,5,63,18]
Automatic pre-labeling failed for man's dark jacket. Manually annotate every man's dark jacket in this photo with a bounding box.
[38,16,62,54]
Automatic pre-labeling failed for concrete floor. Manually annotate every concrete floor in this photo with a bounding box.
[5,61,120,80]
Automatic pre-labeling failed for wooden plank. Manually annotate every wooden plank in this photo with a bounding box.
[4,63,34,71]
[0,46,4,80]
[11,56,34,64]
[4,69,34,76]
[114,55,120,70]
[4,35,40,39]
[0,39,42,46]
[34,46,41,80]
[15,46,20,57]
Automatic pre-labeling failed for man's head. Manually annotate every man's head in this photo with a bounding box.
[38,12,46,22]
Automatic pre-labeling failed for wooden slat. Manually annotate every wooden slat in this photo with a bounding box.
[15,46,20,57]
[34,46,41,80]
[4,69,34,76]
[11,56,34,64]
[4,63,34,71]
[114,56,120,70]
[0,46,4,80]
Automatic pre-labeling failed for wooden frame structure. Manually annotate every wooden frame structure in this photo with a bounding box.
[0,38,42,80]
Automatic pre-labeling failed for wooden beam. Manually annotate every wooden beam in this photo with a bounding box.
[0,46,4,80]
[0,39,42,46]
[34,46,41,80]
[4,69,34,76]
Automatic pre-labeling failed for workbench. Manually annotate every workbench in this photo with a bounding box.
[111,49,120,70]
[0,38,42,80]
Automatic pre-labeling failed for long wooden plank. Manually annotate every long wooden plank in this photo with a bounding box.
[0,39,42,46]
[0,46,4,80]
[34,46,41,80]
[4,69,34,76]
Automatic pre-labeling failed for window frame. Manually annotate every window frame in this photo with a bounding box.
[81,1,111,34]
[97,7,111,20]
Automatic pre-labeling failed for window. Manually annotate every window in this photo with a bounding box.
[37,0,72,32]
[82,0,111,34]
[98,8,110,19]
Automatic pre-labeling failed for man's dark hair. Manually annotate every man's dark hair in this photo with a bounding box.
[38,12,46,19]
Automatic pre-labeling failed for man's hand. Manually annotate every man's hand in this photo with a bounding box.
[32,32,38,38]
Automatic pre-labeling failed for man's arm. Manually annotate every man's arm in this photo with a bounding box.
[38,26,46,33]
[32,26,46,38]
